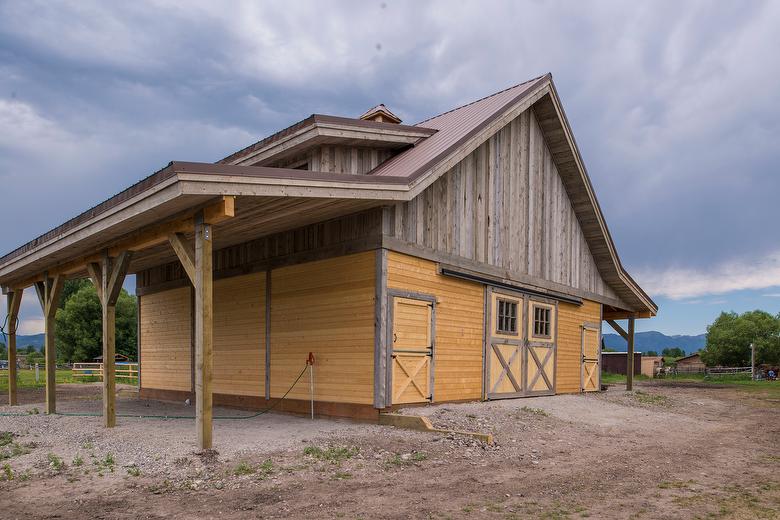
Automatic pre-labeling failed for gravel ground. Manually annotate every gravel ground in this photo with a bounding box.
[0,381,777,519]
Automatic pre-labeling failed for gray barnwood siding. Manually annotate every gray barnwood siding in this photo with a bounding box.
[269,145,395,174]
[386,109,617,300]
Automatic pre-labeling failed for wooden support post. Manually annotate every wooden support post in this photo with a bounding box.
[6,291,23,405]
[194,213,213,450]
[88,252,132,428]
[168,215,214,450]
[626,317,635,391]
[35,273,63,414]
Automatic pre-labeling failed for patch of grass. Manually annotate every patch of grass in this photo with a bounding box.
[521,406,549,417]
[81,441,94,450]
[47,453,65,472]
[303,445,358,463]
[126,465,141,477]
[601,373,650,384]
[233,461,254,476]
[72,455,84,467]
[257,459,274,479]
[0,432,14,447]
[386,451,427,467]
[0,441,32,461]
[633,391,670,406]
[18,469,31,481]
[93,453,115,473]
[0,368,139,392]
[1,463,13,481]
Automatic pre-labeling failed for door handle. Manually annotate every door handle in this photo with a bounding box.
[393,333,397,343]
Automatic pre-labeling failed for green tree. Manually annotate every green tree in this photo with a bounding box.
[59,279,92,309]
[0,342,6,359]
[701,311,780,367]
[662,347,685,358]
[54,284,137,363]
[645,350,659,357]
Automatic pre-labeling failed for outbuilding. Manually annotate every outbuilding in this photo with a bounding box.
[0,74,657,449]
[675,353,705,373]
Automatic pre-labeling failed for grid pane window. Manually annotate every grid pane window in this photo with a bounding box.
[533,306,551,338]
[497,299,518,335]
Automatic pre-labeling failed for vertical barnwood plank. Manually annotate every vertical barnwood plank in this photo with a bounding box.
[351,148,359,175]
[463,154,474,259]
[476,143,487,263]
[6,291,22,406]
[501,125,511,270]
[509,118,519,272]
[519,111,530,274]
[194,213,213,450]
[487,136,496,265]
[527,112,538,277]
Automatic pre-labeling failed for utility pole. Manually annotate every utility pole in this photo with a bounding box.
[750,342,755,380]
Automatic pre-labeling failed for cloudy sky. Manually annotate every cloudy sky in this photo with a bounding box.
[1,0,779,336]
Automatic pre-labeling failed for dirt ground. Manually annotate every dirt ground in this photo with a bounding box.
[0,382,777,519]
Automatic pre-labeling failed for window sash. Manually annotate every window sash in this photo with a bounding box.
[496,299,518,335]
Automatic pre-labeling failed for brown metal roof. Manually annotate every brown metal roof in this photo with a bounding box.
[368,74,549,180]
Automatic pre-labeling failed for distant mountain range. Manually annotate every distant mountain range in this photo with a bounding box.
[603,331,706,355]
[0,333,44,350]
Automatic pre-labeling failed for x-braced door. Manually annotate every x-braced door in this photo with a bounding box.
[391,296,434,404]
[485,290,524,399]
[581,323,600,392]
[525,299,556,396]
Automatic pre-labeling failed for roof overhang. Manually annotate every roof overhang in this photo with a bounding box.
[221,114,436,167]
[0,162,414,290]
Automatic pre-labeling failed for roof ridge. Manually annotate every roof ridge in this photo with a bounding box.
[415,73,548,126]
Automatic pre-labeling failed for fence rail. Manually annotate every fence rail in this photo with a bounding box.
[72,362,138,381]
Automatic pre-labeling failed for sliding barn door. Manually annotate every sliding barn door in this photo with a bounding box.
[525,299,557,396]
[391,296,433,404]
[485,290,524,399]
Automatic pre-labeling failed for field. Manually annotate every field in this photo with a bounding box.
[0,379,777,519]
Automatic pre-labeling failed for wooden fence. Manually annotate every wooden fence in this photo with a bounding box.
[72,362,139,381]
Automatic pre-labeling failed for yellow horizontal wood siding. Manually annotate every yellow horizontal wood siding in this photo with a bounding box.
[270,252,375,404]
[557,299,601,394]
[213,273,265,397]
[140,286,192,392]
[387,251,485,402]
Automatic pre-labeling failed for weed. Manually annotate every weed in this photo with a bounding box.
[18,470,31,481]
[521,406,549,417]
[93,453,115,473]
[81,441,94,450]
[0,432,14,447]
[462,505,474,513]
[126,465,141,477]
[72,455,84,467]
[386,451,427,467]
[27,408,39,415]
[233,461,254,476]
[256,459,274,479]
[47,453,65,472]
[634,391,670,406]
[1,463,13,481]
[303,445,358,463]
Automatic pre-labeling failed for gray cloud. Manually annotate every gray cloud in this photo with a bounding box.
[1,0,779,324]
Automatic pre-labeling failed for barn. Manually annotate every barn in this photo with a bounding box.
[0,73,657,449]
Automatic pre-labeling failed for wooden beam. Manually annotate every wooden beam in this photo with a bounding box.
[94,250,133,428]
[193,212,213,450]
[605,319,628,341]
[42,273,63,414]
[86,262,103,303]
[6,290,22,406]
[627,317,635,391]
[168,233,196,283]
